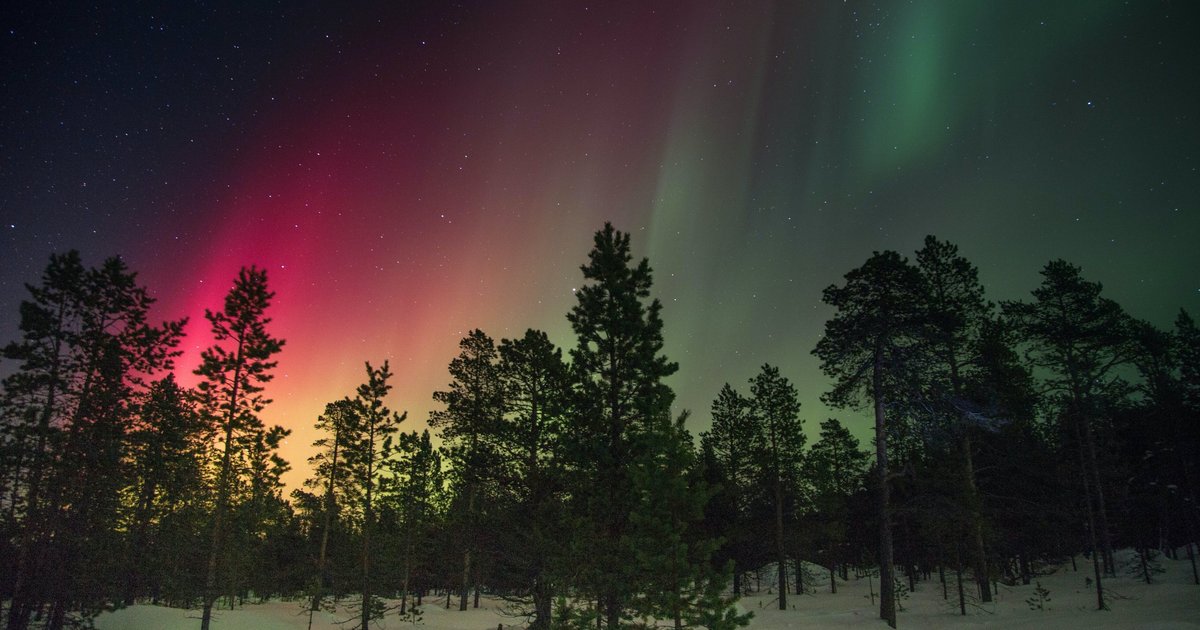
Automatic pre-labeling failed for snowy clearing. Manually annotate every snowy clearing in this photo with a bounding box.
[96,549,1199,629]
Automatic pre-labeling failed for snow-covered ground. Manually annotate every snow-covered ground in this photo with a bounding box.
[96,549,1200,629]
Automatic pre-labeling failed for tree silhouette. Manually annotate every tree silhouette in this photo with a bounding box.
[814,250,925,629]
[748,364,804,610]
[382,429,443,617]
[495,329,569,630]
[2,252,185,630]
[914,235,993,602]
[1002,260,1134,610]
[196,266,284,630]
[123,374,205,605]
[699,384,759,595]
[564,222,678,629]
[346,361,406,630]
[805,418,869,592]
[430,329,503,611]
[301,399,357,628]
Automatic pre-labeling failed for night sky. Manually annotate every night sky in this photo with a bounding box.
[3,1,1198,489]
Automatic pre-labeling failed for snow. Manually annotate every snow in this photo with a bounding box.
[96,549,1200,629]
[737,549,1199,629]
[94,597,508,630]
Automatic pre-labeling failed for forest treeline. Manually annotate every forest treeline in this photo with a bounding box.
[0,225,1198,630]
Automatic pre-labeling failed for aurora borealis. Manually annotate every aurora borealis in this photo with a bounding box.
[2,2,1197,490]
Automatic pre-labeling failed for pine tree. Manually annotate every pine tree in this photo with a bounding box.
[301,399,357,628]
[813,250,925,629]
[382,429,443,617]
[345,361,406,630]
[2,252,185,630]
[430,329,503,611]
[236,424,293,601]
[563,223,678,629]
[2,253,87,564]
[914,235,993,602]
[747,365,805,610]
[123,374,206,605]
[628,411,752,630]
[1002,260,1133,610]
[495,329,570,630]
[196,266,284,630]
[966,317,1054,588]
[805,418,869,592]
[1173,311,1200,585]
[698,384,759,596]
[1122,321,1186,581]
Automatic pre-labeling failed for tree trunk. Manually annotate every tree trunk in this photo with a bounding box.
[461,480,476,611]
[1072,415,1107,611]
[47,601,64,630]
[400,538,412,616]
[531,575,552,630]
[1186,541,1198,586]
[311,427,341,624]
[200,421,236,630]
[361,436,375,630]
[960,434,992,602]
[938,562,947,600]
[873,347,896,629]
[1080,413,1115,576]
[201,341,245,630]
[774,464,787,609]
[605,595,620,630]
[124,477,159,605]
[955,547,966,616]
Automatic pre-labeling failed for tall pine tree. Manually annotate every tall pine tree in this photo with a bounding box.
[747,365,805,609]
[346,361,406,630]
[698,384,759,596]
[123,374,206,605]
[913,235,993,602]
[1002,260,1133,609]
[382,429,443,617]
[430,329,503,611]
[301,399,357,628]
[195,266,284,630]
[564,223,678,629]
[814,250,925,629]
[805,418,869,593]
[2,252,185,630]
[495,329,569,630]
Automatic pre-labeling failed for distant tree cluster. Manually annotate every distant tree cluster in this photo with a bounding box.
[800,237,1200,625]
[0,229,1197,630]
[0,257,294,630]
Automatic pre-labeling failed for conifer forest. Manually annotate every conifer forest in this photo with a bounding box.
[2,225,1198,629]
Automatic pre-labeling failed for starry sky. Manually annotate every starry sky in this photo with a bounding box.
[2,1,1198,490]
